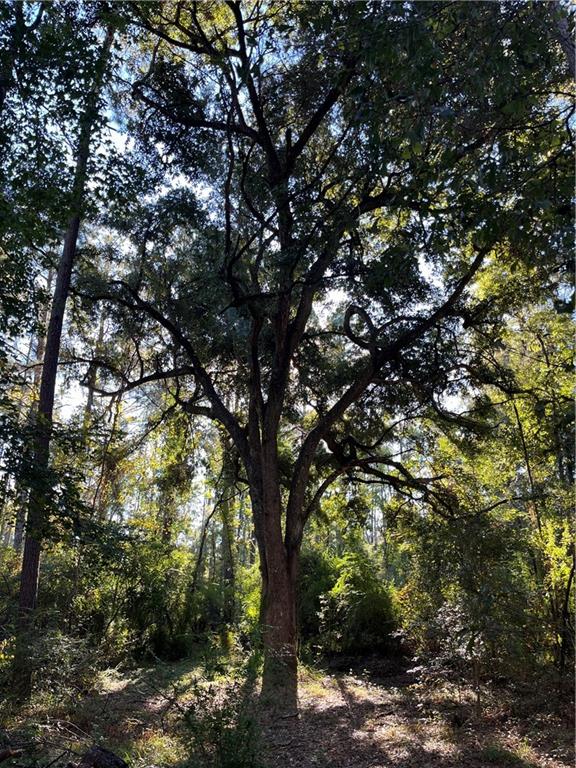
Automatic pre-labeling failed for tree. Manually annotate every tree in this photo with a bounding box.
[70,1,572,707]
[12,7,115,695]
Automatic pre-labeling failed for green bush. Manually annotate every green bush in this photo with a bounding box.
[236,562,262,640]
[318,542,397,654]
[297,545,338,648]
[183,677,263,768]
[397,511,557,682]
[2,628,103,700]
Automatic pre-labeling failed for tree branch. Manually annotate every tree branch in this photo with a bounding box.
[285,244,492,549]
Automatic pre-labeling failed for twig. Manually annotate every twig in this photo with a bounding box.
[44,751,71,768]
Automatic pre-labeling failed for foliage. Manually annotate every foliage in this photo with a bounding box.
[0,0,572,715]
[318,539,397,655]
[395,303,574,681]
[297,544,338,649]
[183,676,263,768]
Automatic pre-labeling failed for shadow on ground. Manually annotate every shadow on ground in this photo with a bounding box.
[260,665,573,768]
[1,658,573,768]
[1,659,203,765]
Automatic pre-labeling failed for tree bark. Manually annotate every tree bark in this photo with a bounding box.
[260,539,299,711]
[249,444,300,711]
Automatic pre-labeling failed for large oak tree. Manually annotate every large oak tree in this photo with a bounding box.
[17,0,572,707]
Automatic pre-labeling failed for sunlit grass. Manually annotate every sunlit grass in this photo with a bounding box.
[122,730,188,767]
[478,743,537,767]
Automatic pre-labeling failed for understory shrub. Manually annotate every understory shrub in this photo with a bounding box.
[297,545,338,648]
[314,541,397,655]
[183,676,263,768]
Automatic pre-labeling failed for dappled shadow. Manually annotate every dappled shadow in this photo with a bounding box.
[3,659,573,768]
[68,660,202,741]
[260,678,450,768]
[0,659,204,764]
[259,669,574,768]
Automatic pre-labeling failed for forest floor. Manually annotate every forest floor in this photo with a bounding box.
[1,656,573,768]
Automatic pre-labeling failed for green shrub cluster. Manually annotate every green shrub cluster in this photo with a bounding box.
[298,538,398,657]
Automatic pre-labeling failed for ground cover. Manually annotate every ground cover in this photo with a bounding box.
[1,657,572,768]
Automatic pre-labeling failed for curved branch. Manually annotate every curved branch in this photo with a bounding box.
[285,244,492,548]
[84,364,195,398]
[89,282,250,465]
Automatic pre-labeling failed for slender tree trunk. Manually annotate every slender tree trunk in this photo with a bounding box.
[13,269,54,554]
[0,508,11,546]
[190,498,218,596]
[0,305,46,546]
[83,310,105,429]
[220,493,235,624]
[11,492,25,554]
[209,526,217,584]
[92,393,122,519]
[12,29,113,698]
[558,556,574,682]
[219,437,236,624]
[14,216,82,694]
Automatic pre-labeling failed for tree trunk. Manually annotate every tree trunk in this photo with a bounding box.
[14,212,83,696]
[219,437,236,623]
[220,493,235,624]
[251,448,300,711]
[14,268,54,554]
[260,541,299,711]
[92,393,122,520]
[83,310,105,430]
[239,417,302,710]
[12,28,113,698]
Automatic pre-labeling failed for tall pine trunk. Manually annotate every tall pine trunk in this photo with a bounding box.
[13,268,54,554]
[12,29,113,698]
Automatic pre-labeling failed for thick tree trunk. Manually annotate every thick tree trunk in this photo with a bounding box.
[260,542,299,711]
[250,447,300,711]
